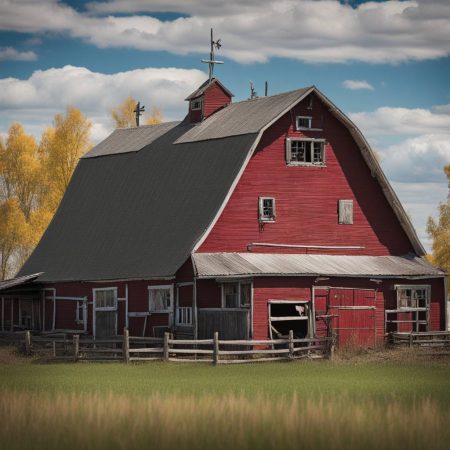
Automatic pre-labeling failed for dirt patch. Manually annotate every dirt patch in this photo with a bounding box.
[0,345,30,365]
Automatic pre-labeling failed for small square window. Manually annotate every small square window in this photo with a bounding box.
[148,286,172,312]
[191,99,202,110]
[259,197,276,222]
[296,116,312,129]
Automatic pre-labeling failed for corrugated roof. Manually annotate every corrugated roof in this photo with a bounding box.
[176,87,312,143]
[18,125,257,282]
[0,273,43,292]
[84,122,181,158]
[185,78,234,101]
[193,253,445,278]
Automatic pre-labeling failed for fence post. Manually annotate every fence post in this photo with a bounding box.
[328,333,336,360]
[123,328,130,364]
[409,332,413,348]
[52,340,56,357]
[73,334,79,362]
[163,332,169,361]
[213,331,219,365]
[288,330,294,359]
[24,330,31,355]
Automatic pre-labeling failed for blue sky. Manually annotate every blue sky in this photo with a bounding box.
[0,0,449,250]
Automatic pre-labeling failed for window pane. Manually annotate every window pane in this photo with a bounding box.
[149,288,171,311]
[241,283,251,307]
[224,284,239,308]
[313,142,323,163]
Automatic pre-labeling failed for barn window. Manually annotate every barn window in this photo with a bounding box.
[191,98,202,110]
[338,200,353,224]
[148,285,173,312]
[94,288,117,310]
[286,138,325,165]
[396,286,430,309]
[296,116,312,129]
[259,197,276,222]
[222,281,252,308]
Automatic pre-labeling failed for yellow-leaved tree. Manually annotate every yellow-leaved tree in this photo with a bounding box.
[0,108,92,279]
[40,107,92,212]
[111,96,163,128]
[427,165,450,298]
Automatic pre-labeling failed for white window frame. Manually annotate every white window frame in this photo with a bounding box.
[221,280,252,309]
[148,284,174,313]
[296,116,312,130]
[75,300,84,324]
[395,285,430,310]
[93,287,117,311]
[259,196,276,222]
[286,138,326,166]
[338,199,354,225]
[191,98,202,111]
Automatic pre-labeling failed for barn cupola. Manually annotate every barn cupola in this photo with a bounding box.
[185,78,234,123]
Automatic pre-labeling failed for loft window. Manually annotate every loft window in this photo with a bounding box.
[296,116,312,129]
[396,286,430,309]
[191,99,202,110]
[93,288,117,310]
[286,138,325,165]
[338,200,353,224]
[259,197,276,222]
[148,285,173,312]
[222,281,251,308]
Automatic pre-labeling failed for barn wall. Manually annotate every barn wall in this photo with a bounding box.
[198,92,414,256]
[203,83,232,118]
[42,279,174,337]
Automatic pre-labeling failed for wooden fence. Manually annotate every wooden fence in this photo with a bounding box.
[9,329,332,364]
[391,331,450,349]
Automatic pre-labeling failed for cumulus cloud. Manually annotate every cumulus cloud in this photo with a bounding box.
[349,105,450,138]
[0,65,206,143]
[342,80,374,91]
[0,0,450,64]
[0,46,37,61]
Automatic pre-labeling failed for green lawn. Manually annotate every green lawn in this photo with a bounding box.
[1,350,450,450]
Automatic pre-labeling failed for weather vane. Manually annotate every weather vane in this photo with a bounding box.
[134,101,145,127]
[201,28,224,82]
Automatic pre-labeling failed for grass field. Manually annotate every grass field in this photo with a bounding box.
[1,347,449,449]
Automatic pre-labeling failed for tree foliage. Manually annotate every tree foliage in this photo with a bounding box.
[0,108,92,279]
[111,97,163,128]
[427,165,450,294]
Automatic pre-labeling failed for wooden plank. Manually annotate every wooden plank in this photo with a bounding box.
[170,348,213,355]
[168,339,213,345]
[219,348,290,355]
[128,348,164,353]
[167,357,213,363]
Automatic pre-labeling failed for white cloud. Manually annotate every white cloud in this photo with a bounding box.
[342,80,374,91]
[1,0,450,64]
[349,105,450,138]
[0,65,206,143]
[0,46,37,61]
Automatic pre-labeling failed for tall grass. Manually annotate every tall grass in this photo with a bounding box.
[1,391,448,450]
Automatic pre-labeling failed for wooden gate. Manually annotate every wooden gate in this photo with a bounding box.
[327,288,377,348]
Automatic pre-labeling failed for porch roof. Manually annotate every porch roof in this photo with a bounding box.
[192,253,445,279]
[0,273,43,293]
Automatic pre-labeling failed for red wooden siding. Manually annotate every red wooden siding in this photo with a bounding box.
[198,93,414,256]
[203,82,232,118]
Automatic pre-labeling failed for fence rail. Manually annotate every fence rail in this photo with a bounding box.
[7,329,332,364]
[391,331,450,348]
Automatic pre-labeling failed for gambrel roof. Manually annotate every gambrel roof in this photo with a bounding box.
[19,84,426,282]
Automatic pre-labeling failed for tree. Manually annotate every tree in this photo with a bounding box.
[427,165,450,296]
[0,123,41,219]
[144,107,163,125]
[111,97,163,128]
[40,107,92,211]
[0,199,28,279]
[111,96,137,128]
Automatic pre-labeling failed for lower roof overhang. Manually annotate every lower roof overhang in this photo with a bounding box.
[192,253,446,280]
[0,273,44,295]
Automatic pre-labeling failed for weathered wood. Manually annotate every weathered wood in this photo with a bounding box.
[169,348,214,355]
[213,331,219,365]
[123,328,130,364]
[219,348,290,355]
[169,339,213,345]
[167,357,213,363]
[163,332,169,361]
[73,334,79,362]
[198,309,249,340]
[128,348,164,353]
[24,330,31,355]
[288,330,294,359]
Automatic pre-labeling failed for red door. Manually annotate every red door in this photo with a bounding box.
[328,288,376,348]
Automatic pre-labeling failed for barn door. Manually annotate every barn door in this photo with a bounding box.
[93,288,117,338]
[328,288,376,348]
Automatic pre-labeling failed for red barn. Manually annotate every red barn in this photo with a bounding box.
[1,78,447,347]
